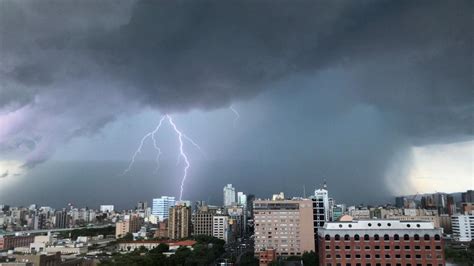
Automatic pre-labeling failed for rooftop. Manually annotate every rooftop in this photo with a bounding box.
[323,219,435,230]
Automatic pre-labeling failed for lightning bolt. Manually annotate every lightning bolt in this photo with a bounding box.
[123,116,166,175]
[123,114,203,201]
[151,117,166,172]
[166,115,190,201]
[230,105,240,128]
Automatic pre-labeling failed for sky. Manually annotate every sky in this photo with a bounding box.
[0,0,472,209]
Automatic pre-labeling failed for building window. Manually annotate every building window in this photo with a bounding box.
[395,245,400,250]
[385,254,391,259]
[414,234,420,241]
[394,234,400,241]
[384,245,390,250]
[374,234,380,241]
[326,254,331,258]
[425,246,431,250]
[384,234,390,241]
[416,255,421,259]
[335,234,341,240]
[405,246,410,250]
[326,245,330,250]
[424,234,430,241]
[344,234,350,241]
[325,235,331,240]
[354,234,360,241]
[375,245,380,250]
[356,254,361,259]
[403,234,410,241]
[415,246,420,250]
[406,254,411,259]
[435,246,441,250]
[345,246,350,250]
[365,254,371,259]
[364,234,370,241]
[346,254,351,259]
[434,234,441,241]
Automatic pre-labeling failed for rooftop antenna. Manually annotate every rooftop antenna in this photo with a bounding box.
[303,185,306,198]
[323,178,327,190]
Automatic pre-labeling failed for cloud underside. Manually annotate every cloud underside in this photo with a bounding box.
[0,0,472,181]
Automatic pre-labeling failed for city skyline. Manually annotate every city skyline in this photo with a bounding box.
[0,0,472,208]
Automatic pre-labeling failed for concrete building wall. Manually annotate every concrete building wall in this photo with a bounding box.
[168,205,191,240]
[254,199,315,257]
[452,214,473,242]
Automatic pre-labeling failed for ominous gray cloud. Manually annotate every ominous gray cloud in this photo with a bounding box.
[0,170,7,178]
[0,0,472,202]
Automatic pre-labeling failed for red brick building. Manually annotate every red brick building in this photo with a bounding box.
[0,235,35,250]
[259,248,277,266]
[318,220,445,266]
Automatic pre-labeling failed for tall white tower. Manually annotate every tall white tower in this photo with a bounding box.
[223,184,236,206]
[312,179,330,248]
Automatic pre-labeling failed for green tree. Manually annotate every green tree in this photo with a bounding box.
[302,251,318,266]
[120,232,133,241]
[239,252,259,266]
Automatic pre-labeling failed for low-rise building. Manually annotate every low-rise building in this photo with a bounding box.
[259,248,277,266]
[117,240,196,253]
[0,235,35,250]
[212,216,229,242]
[318,219,445,266]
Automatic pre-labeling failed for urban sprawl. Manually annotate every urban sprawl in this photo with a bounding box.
[0,184,473,265]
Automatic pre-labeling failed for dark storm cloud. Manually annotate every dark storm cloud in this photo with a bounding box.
[0,170,7,178]
[0,0,472,197]
[2,0,471,126]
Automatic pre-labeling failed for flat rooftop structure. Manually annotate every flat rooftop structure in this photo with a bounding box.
[323,219,435,230]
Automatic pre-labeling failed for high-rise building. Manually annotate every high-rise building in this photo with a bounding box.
[312,181,330,248]
[223,184,236,206]
[137,201,147,210]
[152,196,175,221]
[461,190,474,203]
[318,219,445,266]
[254,198,315,256]
[115,215,143,238]
[213,215,230,242]
[168,204,192,240]
[451,214,474,242]
[237,192,247,207]
[332,204,345,221]
[237,192,248,233]
[395,196,406,208]
[54,209,68,229]
[247,194,256,218]
[192,205,218,236]
[99,205,114,213]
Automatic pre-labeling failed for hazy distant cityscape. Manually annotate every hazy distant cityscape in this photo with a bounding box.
[0,184,472,265]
